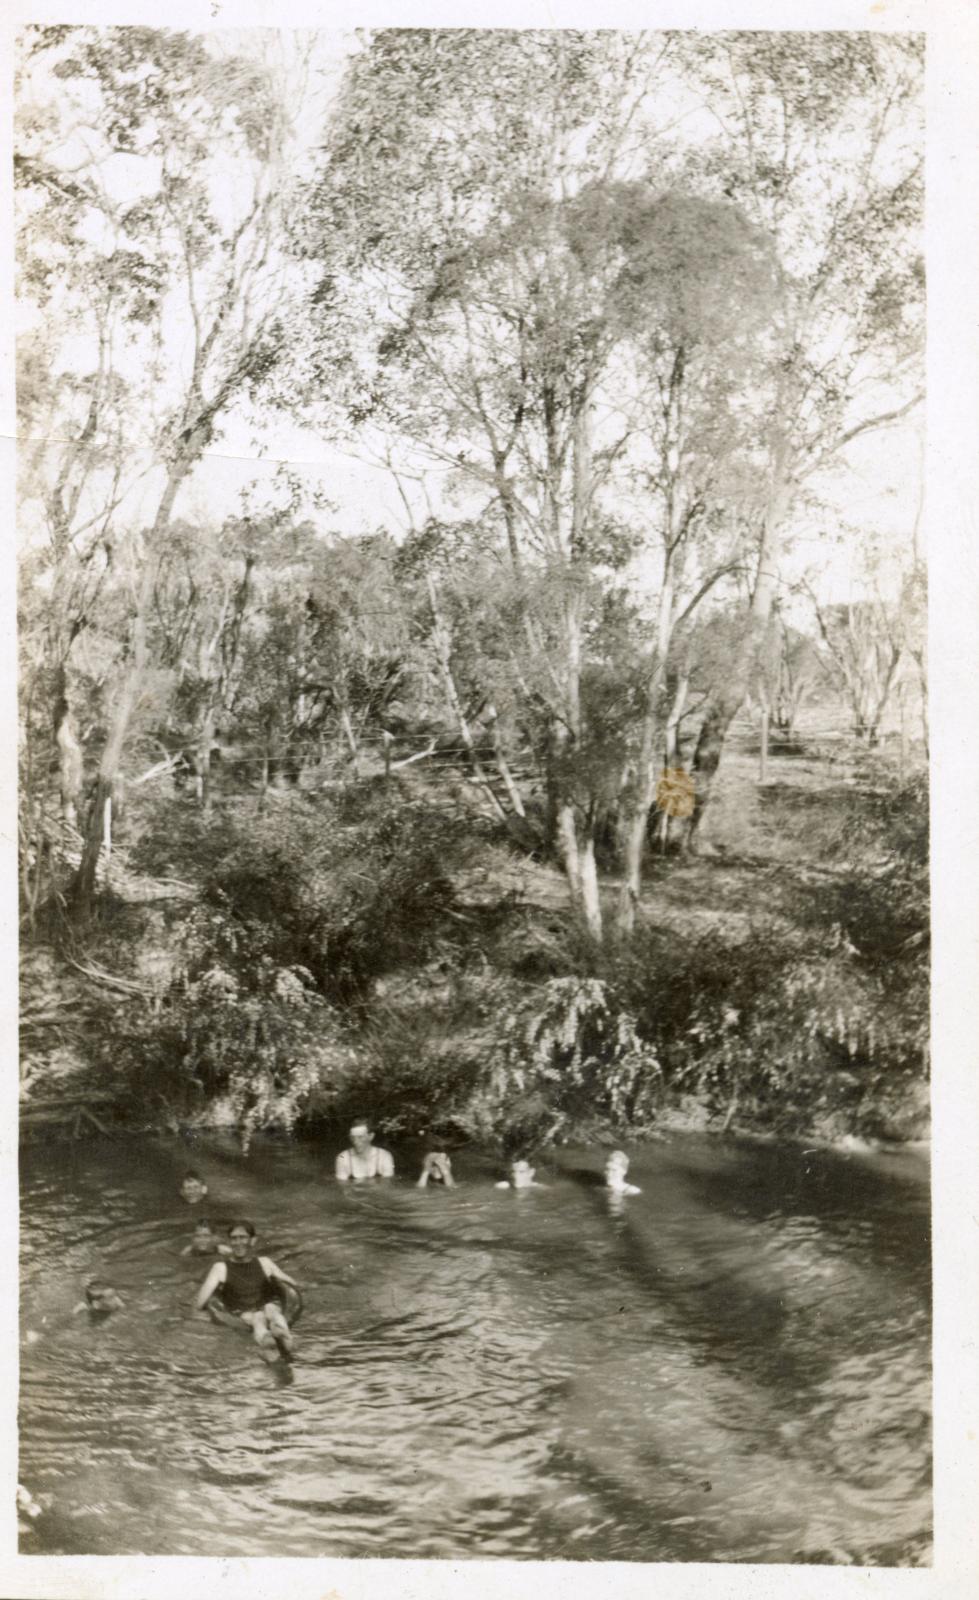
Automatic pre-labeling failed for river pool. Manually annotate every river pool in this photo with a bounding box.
[19,1132,931,1563]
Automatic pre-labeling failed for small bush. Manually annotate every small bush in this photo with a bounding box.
[487,976,663,1148]
[197,787,484,1003]
[615,912,928,1135]
[94,898,356,1148]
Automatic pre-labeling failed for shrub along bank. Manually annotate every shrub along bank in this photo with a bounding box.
[20,763,929,1152]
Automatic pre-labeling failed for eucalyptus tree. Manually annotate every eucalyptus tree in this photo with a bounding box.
[296,29,778,940]
[295,32,638,935]
[809,594,904,745]
[16,25,299,916]
[678,31,924,843]
[753,611,828,738]
[220,529,413,799]
[608,191,777,935]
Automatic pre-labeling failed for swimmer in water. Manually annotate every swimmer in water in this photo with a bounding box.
[417,1152,455,1187]
[195,1221,299,1361]
[335,1119,395,1181]
[181,1218,231,1257]
[604,1151,641,1196]
[72,1279,125,1317]
[495,1158,547,1190]
[180,1170,208,1205]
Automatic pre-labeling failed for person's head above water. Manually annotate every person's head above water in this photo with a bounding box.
[604,1150,640,1195]
[509,1158,536,1188]
[84,1278,123,1311]
[419,1151,453,1186]
[183,1217,222,1255]
[180,1171,208,1204]
[348,1120,375,1155]
[227,1220,258,1256]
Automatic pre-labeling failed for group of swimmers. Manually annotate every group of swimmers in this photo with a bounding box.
[73,1119,642,1362]
[332,1118,642,1194]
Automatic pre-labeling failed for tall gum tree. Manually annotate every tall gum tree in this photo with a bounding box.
[606,190,778,937]
[295,30,777,942]
[294,30,682,940]
[677,32,924,846]
[16,26,300,916]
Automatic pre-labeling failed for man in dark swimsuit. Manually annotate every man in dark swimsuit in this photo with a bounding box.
[195,1221,298,1358]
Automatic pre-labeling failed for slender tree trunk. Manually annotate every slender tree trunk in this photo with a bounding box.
[554,795,602,943]
[614,348,693,933]
[871,643,903,746]
[615,700,662,938]
[72,467,185,918]
[426,570,507,822]
[686,454,793,852]
[615,566,674,939]
[53,667,83,832]
[560,395,603,943]
[664,672,688,766]
[487,703,526,818]
[198,704,215,817]
[578,824,602,942]
[339,706,360,774]
[257,736,270,812]
[683,696,740,854]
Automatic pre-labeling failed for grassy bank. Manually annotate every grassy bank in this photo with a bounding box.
[20,729,929,1153]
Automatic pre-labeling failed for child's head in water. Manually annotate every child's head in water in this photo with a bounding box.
[190,1218,219,1252]
[604,1150,640,1195]
[418,1152,454,1186]
[180,1171,208,1204]
[84,1279,124,1313]
[508,1158,536,1189]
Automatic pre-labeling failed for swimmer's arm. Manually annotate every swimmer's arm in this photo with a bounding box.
[217,1244,232,1256]
[377,1149,395,1178]
[259,1256,297,1289]
[71,1301,88,1314]
[494,1181,511,1189]
[416,1170,430,1187]
[194,1260,226,1310]
[180,1243,193,1256]
[335,1151,351,1181]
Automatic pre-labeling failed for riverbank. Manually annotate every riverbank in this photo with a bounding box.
[20,732,929,1153]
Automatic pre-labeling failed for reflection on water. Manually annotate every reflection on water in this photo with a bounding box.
[19,1134,931,1562]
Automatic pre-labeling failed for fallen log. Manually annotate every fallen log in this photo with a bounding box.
[65,957,153,996]
[21,1091,115,1109]
[20,1101,116,1137]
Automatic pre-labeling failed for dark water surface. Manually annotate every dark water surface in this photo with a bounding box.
[19,1134,931,1563]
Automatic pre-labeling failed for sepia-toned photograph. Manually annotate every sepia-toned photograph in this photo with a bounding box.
[15,17,936,1570]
